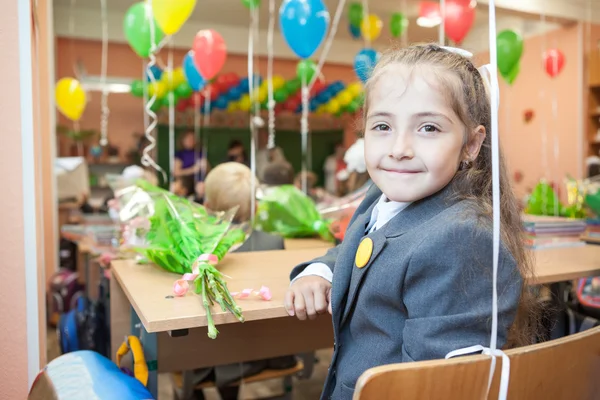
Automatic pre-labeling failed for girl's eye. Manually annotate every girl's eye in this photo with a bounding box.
[373,123,390,131]
[418,124,440,134]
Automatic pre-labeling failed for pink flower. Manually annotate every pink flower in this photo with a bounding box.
[239,288,253,299]
[182,273,198,281]
[173,279,190,296]
[258,286,272,301]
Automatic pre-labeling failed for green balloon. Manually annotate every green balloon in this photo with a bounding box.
[348,3,364,28]
[285,78,301,93]
[390,13,409,38]
[130,79,144,97]
[175,82,193,98]
[123,2,165,58]
[296,60,318,84]
[150,98,162,112]
[274,88,289,103]
[502,62,520,85]
[496,29,523,76]
[241,0,260,9]
[164,91,180,107]
[346,100,360,114]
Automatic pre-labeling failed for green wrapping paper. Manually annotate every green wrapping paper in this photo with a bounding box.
[255,185,334,242]
[115,180,248,338]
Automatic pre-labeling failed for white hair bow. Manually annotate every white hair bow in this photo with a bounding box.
[443,46,500,111]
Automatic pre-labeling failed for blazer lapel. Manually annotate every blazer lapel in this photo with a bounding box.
[340,229,387,327]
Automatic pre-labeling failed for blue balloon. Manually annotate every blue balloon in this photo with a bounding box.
[309,99,319,111]
[349,23,361,39]
[228,86,242,101]
[214,96,229,110]
[354,48,379,83]
[279,0,330,59]
[183,51,207,91]
[332,81,345,92]
[239,78,250,93]
[146,65,163,82]
[317,91,332,103]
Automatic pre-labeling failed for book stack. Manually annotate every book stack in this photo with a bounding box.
[583,219,600,245]
[523,215,587,249]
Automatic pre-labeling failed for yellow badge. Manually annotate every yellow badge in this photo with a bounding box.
[355,238,374,268]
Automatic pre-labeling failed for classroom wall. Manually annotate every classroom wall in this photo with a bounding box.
[55,38,358,155]
[475,23,586,200]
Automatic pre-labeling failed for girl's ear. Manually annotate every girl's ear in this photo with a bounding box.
[465,125,486,161]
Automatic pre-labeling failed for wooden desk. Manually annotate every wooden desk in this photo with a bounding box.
[284,238,334,250]
[530,245,600,284]
[110,244,600,397]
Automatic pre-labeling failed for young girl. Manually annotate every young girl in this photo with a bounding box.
[285,44,535,399]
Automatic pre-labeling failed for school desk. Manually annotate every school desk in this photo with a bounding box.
[109,244,600,398]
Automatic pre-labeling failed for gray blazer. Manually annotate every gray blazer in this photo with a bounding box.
[291,183,522,400]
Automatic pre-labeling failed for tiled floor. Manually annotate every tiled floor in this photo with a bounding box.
[47,328,331,399]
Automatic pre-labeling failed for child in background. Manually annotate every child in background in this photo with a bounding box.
[285,44,536,399]
[262,161,295,186]
[188,162,296,399]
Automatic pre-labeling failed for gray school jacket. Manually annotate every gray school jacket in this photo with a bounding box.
[290,183,522,400]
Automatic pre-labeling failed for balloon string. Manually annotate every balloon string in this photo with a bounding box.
[69,0,76,77]
[439,0,445,45]
[361,0,371,48]
[540,12,549,214]
[143,3,167,185]
[308,0,347,90]
[142,60,149,131]
[401,0,408,47]
[266,0,276,149]
[168,41,175,184]
[247,6,259,225]
[199,87,211,185]
[300,80,310,195]
[99,0,109,147]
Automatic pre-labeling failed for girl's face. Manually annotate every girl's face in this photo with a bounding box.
[182,133,195,149]
[364,65,466,203]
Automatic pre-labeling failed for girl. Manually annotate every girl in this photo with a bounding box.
[285,44,536,400]
[174,131,210,199]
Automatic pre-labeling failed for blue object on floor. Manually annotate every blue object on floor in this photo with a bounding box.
[40,350,154,399]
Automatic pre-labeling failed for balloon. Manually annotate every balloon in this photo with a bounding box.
[239,79,250,93]
[297,60,318,84]
[317,90,332,103]
[228,86,243,101]
[444,0,476,44]
[285,98,300,112]
[349,23,361,39]
[192,29,227,80]
[502,62,520,85]
[191,92,204,107]
[151,0,196,36]
[337,91,353,106]
[543,49,565,78]
[176,98,190,112]
[348,3,363,27]
[228,102,240,112]
[360,14,383,42]
[271,75,285,90]
[241,0,260,9]
[164,91,181,107]
[279,0,330,59]
[162,68,186,90]
[146,65,163,82]
[390,13,408,38]
[239,95,251,111]
[347,82,363,97]
[496,30,523,77]
[274,88,289,103]
[148,81,167,98]
[310,98,320,111]
[182,51,207,91]
[346,100,360,114]
[285,78,301,93]
[256,87,268,103]
[354,48,379,83]
[326,99,340,114]
[123,2,165,58]
[130,80,144,97]
[55,78,87,121]
[175,82,193,98]
[214,96,228,110]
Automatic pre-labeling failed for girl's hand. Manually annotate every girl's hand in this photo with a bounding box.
[285,276,332,320]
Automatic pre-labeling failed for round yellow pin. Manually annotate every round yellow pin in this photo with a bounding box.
[355,238,374,268]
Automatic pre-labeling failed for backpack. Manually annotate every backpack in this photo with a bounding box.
[47,268,85,327]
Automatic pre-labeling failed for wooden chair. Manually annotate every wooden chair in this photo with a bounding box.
[354,326,600,400]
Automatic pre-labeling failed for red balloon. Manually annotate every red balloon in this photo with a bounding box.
[310,79,326,96]
[192,29,227,80]
[543,49,565,78]
[191,92,204,107]
[274,103,284,114]
[444,0,476,44]
[284,98,300,112]
[176,99,189,112]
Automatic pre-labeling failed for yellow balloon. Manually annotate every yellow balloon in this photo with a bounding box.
[348,82,363,97]
[55,77,87,121]
[149,81,167,98]
[172,67,186,87]
[271,75,285,90]
[327,100,340,114]
[337,91,353,107]
[228,102,239,112]
[258,87,268,103]
[162,69,184,90]
[316,105,326,114]
[151,0,196,36]
[361,14,383,41]
[239,95,251,111]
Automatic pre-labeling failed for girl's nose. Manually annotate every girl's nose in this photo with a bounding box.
[390,132,414,160]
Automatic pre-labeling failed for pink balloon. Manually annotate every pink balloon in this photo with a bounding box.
[543,49,565,78]
[192,29,227,80]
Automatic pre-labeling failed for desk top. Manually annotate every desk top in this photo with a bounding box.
[112,244,600,333]
[284,238,334,250]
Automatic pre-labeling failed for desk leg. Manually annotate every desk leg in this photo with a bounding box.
[131,307,158,399]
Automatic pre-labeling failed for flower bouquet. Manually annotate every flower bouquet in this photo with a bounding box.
[255,185,334,242]
[113,180,249,339]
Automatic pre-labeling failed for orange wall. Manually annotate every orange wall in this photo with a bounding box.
[475,24,585,199]
[55,38,357,154]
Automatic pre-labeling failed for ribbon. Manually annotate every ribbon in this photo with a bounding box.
[172,253,220,296]
[99,0,109,147]
[266,0,276,149]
